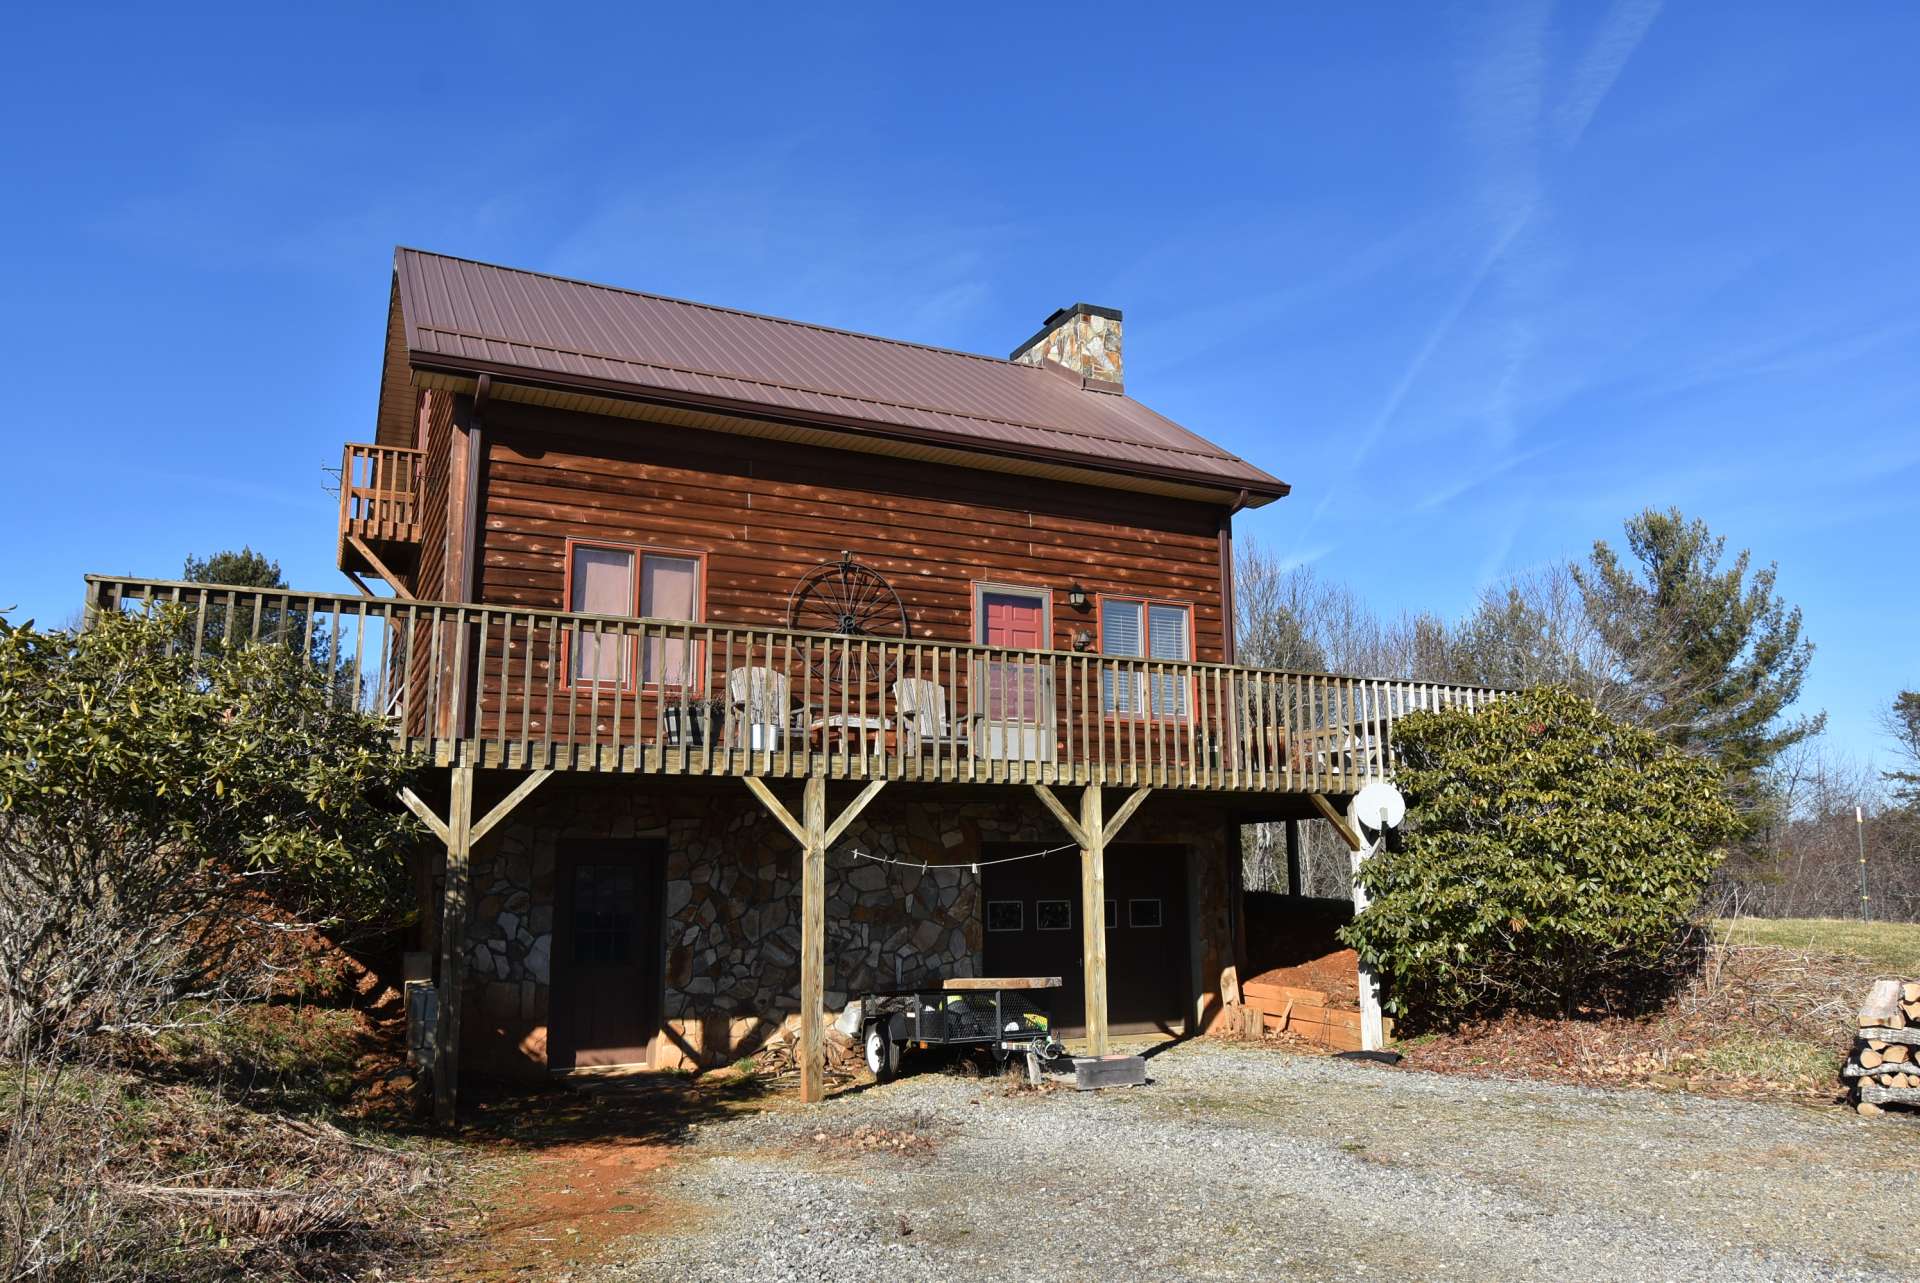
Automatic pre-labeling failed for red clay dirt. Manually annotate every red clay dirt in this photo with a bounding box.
[440,1136,685,1280]
[422,1070,780,1281]
[1243,948,1361,1009]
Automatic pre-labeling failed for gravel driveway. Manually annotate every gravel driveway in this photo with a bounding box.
[599,1040,1917,1282]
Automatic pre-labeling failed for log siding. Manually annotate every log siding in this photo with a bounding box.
[472,400,1228,659]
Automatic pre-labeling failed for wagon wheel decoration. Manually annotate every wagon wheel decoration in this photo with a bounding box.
[786,551,909,688]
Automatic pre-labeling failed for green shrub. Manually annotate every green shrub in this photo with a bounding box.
[1341,687,1739,1026]
[0,606,420,1052]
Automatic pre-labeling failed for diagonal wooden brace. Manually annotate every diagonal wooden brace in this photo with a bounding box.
[741,776,888,1103]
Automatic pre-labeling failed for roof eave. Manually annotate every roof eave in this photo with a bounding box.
[408,350,1291,506]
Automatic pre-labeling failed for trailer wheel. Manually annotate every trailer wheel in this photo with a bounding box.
[864,1023,900,1081]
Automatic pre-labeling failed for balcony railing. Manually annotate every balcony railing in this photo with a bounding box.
[339,443,423,545]
[85,576,1503,794]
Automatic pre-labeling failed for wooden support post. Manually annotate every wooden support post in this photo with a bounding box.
[1079,784,1108,1056]
[434,765,474,1126]
[1033,784,1147,1057]
[800,775,827,1104]
[742,775,880,1105]
[1284,818,1302,897]
[403,766,550,1127]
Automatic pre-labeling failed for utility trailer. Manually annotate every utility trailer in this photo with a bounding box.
[856,977,1064,1082]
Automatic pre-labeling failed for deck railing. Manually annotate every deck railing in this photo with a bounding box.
[85,576,1503,793]
[339,443,423,544]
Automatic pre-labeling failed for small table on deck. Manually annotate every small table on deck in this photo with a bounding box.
[809,714,896,756]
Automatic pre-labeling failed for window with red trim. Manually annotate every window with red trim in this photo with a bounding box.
[562,540,704,690]
[1097,595,1193,716]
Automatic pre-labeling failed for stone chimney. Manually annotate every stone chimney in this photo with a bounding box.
[1010,303,1123,389]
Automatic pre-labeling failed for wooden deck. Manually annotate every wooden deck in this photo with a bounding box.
[86,576,1501,796]
[340,442,423,545]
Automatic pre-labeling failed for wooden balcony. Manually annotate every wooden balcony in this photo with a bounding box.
[85,576,1503,797]
[337,443,423,583]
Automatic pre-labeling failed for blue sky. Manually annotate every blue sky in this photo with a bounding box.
[2,3,1913,767]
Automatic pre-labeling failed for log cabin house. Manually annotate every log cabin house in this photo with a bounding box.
[88,248,1498,1120]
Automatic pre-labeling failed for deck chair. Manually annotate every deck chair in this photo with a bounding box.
[894,677,979,755]
[727,666,802,750]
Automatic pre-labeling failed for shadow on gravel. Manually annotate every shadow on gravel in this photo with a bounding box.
[458,1071,777,1153]
[1140,1034,1196,1062]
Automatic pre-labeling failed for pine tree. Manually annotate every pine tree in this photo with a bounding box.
[183,546,285,588]
[1573,508,1822,817]
[1885,690,1920,808]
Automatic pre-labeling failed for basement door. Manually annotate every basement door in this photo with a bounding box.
[549,839,665,1070]
[981,843,1188,1038]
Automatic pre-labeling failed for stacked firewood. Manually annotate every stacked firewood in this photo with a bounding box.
[747,1027,864,1083]
[1847,979,1920,1116]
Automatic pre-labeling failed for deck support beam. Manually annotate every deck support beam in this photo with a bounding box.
[1078,785,1108,1055]
[403,767,554,1126]
[344,533,410,599]
[433,766,473,1126]
[1032,784,1152,1056]
[1307,792,1363,852]
[742,776,887,1103]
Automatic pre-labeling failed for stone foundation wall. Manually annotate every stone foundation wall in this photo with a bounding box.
[454,778,1234,1076]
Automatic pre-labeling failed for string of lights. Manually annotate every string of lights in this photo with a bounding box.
[848,840,1081,876]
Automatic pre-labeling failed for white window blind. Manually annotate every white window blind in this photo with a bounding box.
[1147,602,1190,715]
[1101,599,1142,712]
[1101,598,1191,715]
[1101,598,1143,656]
[640,554,700,685]
[570,545,634,684]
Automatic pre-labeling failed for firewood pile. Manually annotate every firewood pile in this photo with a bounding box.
[1846,979,1920,1116]
[746,1026,865,1084]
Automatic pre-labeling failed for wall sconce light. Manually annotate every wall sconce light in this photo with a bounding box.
[1066,582,1088,611]
[1072,628,1094,652]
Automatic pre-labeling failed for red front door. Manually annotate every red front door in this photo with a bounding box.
[982,592,1045,650]
[978,590,1052,760]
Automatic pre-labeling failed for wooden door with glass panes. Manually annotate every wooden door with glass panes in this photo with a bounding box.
[551,840,664,1068]
[981,842,1189,1037]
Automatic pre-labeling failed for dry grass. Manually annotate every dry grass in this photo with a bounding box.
[1713,916,1920,974]
[1,1002,452,1283]
[1395,929,1883,1105]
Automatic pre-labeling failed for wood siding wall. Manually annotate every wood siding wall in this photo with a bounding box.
[472,401,1229,659]
[373,283,418,449]
[413,389,455,600]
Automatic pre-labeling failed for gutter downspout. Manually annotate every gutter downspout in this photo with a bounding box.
[1218,488,1249,664]
[461,373,490,604]
[455,374,490,740]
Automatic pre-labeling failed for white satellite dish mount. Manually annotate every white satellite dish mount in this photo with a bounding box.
[1352,779,1406,838]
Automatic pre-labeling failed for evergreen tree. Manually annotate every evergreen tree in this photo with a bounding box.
[1886,690,1920,808]
[1574,508,1822,816]
[180,547,297,649]
[183,546,285,588]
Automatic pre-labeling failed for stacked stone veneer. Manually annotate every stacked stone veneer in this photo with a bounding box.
[1012,305,1123,384]
[456,777,1232,1076]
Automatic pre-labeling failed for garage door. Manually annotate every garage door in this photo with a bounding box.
[981,843,1189,1037]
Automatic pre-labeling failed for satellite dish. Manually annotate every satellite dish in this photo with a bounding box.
[1353,780,1406,833]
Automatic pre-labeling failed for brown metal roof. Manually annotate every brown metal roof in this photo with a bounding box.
[390,248,1289,503]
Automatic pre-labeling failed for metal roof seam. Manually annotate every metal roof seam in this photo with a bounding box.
[406,322,1249,467]
[412,353,1289,496]
[396,246,1032,372]
[390,248,1286,496]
